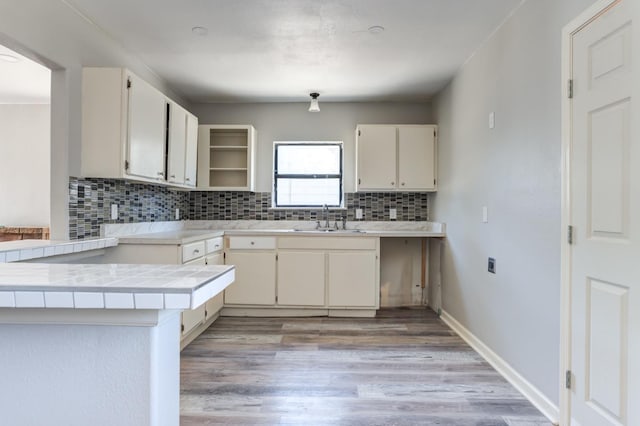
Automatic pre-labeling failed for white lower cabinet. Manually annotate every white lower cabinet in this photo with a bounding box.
[101,235,224,348]
[224,251,277,305]
[277,251,325,306]
[224,235,379,314]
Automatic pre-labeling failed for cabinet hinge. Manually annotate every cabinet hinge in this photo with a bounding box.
[127,78,132,89]
[223,252,226,262]
[565,370,572,389]
[124,160,129,171]
[567,79,573,99]
[275,254,278,261]
[358,178,361,185]
[358,129,361,137]
[180,324,184,332]
[567,225,574,245]
[434,179,436,185]
[434,129,436,137]
[205,310,208,318]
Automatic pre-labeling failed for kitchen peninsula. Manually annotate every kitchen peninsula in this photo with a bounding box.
[0,240,235,426]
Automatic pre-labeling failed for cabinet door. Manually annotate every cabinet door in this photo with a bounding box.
[224,252,276,305]
[184,114,198,187]
[182,305,206,335]
[328,252,377,307]
[398,126,436,190]
[126,73,167,181]
[356,125,397,190]
[167,102,187,184]
[277,251,325,306]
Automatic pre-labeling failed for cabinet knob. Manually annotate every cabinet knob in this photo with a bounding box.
[185,177,191,182]
[391,182,395,186]
[170,174,176,178]
[193,249,200,254]
[250,241,255,245]
[401,182,405,186]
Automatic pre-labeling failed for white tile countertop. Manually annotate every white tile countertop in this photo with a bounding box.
[115,230,224,245]
[0,263,234,310]
[0,237,119,263]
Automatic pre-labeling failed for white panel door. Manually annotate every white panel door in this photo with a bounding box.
[184,113,198,187]
[126,73,167,181]
[356,125,397,190]
[224,252,276,305]
[277,251,325,306]
[570,1,638,425]
[328,252,377,307]
[167,102,187,184]
[398,126,436,190]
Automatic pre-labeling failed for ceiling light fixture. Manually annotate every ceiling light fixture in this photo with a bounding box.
[308,92,320,112]
[0,53,20,63]
[191,26,208,36]
[367,25,385,35]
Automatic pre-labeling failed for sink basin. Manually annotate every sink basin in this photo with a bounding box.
[292,228,364,234]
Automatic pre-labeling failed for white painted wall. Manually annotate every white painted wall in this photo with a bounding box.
[0,0,187,239]
[191,102,434,192]
[0,104,50,226]
[432,0,598,405]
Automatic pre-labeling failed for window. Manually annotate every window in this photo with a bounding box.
[273,142,343,208]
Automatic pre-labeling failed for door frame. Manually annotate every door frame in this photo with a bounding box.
[560,1,622,424]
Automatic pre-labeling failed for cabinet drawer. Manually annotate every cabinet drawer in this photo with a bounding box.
[278,237,376,250]
[206,237,224,254]
[227,236,276,250]
[182,241,205,263]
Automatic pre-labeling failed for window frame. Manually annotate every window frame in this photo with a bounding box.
[272,141,344,208]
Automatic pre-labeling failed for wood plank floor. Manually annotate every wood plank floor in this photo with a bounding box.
[180,308,551,425]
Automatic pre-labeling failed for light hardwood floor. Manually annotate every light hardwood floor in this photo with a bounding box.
[180,308,551,425]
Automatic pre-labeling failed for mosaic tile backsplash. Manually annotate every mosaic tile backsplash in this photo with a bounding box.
[69,178,429,239]
[188,192,428,222]
[69,177,189,240]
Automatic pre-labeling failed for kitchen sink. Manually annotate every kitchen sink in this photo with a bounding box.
[292,228,364,234]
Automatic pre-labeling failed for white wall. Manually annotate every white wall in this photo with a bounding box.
[191,102,434,192]
[432,0,597,405]
[0,104,50,226]
[0,0,186,239]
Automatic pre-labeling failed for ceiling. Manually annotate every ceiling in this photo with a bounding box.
[0,44,50,104]
[41,0,522,104]
[64,0,524,103]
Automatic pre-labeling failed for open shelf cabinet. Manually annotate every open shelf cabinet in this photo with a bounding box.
[197,125,256,191]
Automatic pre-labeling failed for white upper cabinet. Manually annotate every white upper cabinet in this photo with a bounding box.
[356,124,437,192]
[356,125,397,190]
[167,101,187,185]
[398,126,436,190]
[127,73,167,181]
[184,114,199,187]
[197,125,256,191]
[81,67,197,188]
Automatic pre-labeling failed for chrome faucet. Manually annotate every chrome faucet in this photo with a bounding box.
[323,204,330,229]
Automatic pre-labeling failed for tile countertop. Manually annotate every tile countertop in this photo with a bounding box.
[0,263,235,310]
[0,237,119,263]
[109,221,447,243]
[115,230,224,245]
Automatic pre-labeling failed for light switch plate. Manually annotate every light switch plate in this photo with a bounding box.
[389,208,397,220]
[482,206,488,223]
[175,208,180,220]
[355,208,363,220]
[110,204,118,220]
[489,112,495,129]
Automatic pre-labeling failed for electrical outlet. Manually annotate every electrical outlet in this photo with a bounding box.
[355,208,363,220]
[110,204,118,220]
[175,208,180,220]
[389,208,397,220]
[488,257,496,274]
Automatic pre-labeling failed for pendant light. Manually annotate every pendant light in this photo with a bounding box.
[308,92,320,112]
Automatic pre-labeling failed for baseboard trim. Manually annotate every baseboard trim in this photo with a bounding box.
[440,310,559,425]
